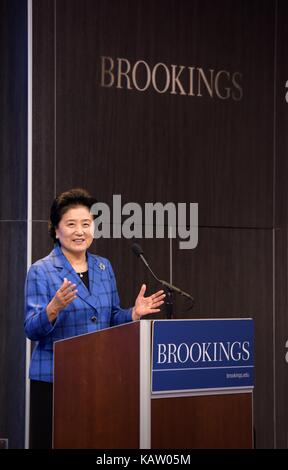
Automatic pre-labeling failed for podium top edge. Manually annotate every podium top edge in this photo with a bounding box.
[150,318,253,321]
[54,318,253,345]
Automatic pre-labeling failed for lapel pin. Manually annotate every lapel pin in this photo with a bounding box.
[99,262,106,270]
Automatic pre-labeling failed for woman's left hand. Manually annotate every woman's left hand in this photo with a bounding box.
[132,284,166,321]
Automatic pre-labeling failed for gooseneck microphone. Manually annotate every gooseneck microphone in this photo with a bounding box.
[131,243,194,304]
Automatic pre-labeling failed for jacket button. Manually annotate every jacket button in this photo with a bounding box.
[91,316,97,323]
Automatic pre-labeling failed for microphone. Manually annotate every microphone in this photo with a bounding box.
[131,242,194,303]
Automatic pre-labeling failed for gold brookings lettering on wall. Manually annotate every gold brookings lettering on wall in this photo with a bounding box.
[100,56,243,101]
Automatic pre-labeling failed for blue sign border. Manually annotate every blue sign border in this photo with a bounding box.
[151,319,254,394]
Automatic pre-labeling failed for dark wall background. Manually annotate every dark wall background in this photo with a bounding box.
[31,0,282,449]
[275,0,288,450]
[0,0,27,449]
[1,0,288,449]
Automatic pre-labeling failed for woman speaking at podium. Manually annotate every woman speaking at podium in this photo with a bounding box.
[24,188,165,449]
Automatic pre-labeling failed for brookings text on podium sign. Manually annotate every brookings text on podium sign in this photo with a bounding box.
[151,319,254,394]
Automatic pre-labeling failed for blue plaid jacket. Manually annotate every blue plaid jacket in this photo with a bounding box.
[24,245,132,382]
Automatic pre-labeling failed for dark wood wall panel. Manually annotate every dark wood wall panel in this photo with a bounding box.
[275,228,288,448]
[0,223,26,448]
[0,0,27,449]
[275,0,288,448]
[172,227,274,448]
[32,221,53,263]
[32,0,55,220]
[276,0,288,228]
[31,0,275,228]
[0,0,27,220]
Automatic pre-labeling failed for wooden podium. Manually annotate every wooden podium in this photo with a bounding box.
[53,320,253,449]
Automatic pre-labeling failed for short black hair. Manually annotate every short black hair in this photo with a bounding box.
[48,188,97,243]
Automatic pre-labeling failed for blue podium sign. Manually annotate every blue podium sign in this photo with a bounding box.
[151,319,254,394]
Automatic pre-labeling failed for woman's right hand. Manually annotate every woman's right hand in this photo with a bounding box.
[46,277,78,323]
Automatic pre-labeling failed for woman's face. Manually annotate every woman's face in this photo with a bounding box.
[55,205,94,256]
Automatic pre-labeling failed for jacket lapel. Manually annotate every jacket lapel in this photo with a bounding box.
[83,252,106,310]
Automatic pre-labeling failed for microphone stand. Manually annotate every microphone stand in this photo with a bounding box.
[133,247,194,319]
[165,288,174,320]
